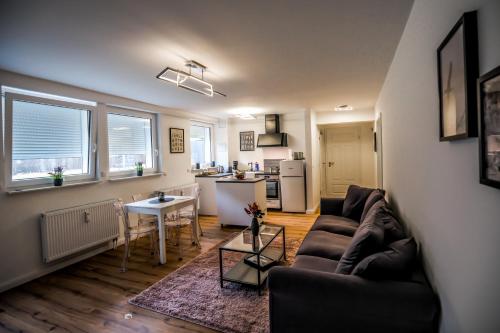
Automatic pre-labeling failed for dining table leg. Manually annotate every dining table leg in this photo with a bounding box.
[157,212,167,264]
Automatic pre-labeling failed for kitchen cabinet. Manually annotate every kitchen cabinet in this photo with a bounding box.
[216,178,267,226]
[195,173,232,215]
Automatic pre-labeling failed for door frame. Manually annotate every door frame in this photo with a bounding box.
[319,121,375,198]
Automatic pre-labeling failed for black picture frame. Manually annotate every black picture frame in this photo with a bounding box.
[169,128,184,153]
[478,65,500,189]
[240,131,255,151]
[437,11,478,141]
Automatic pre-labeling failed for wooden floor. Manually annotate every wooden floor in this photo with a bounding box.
[0,212,316,333]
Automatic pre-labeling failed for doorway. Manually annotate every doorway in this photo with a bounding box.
[320,122,376,198]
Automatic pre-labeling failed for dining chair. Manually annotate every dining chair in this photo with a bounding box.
[132,193,158,226]
[132,193,158,255]
[164,215,193,260]
[113,199,158,272]
[162,188,194,260]
[178,183,203,237]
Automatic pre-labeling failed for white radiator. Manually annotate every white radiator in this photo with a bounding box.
[41,199,119,263]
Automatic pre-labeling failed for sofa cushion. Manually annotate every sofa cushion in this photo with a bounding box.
[377,207,406,244]
[293,255,339,274]
[362,199,405,244]
[335,212,385,274]
[310,215,358,236]
[360,189,386,222]
[342,185,374,222]
[296,230,352,260]
[352,238,417,280]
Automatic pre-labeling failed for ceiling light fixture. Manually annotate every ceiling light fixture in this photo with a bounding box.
[237,114,256,120]
[156,60,226,97]
[334,104,354,111]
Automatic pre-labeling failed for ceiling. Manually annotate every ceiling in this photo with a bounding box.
[0,0,413,117]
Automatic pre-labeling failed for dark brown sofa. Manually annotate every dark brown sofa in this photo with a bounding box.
[268,186,439,333]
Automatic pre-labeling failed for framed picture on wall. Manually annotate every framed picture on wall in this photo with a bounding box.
[240,131,255,151]
[478,65,500,189]
[170,128,184,153]
[437,11,478,141]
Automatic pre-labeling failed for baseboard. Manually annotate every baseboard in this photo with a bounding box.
[306,202,320,214]
[0,238,125,293]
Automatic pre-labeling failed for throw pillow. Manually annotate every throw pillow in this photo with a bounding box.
[335,213,384,274]
[342,185,374,222]
[376,206,406,244]
[360,189,386,222]
[362,199,405,244]
[351,238,417,280]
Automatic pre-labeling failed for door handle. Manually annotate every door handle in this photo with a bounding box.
[328,162,335,167]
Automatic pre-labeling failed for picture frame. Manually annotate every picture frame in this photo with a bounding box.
[437,11,478,141]
[169,128,184,153]
[478,65,500,189]
[240,131,255,151]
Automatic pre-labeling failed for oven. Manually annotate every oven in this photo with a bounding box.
[266,178,280,199]
[261,174,281,209]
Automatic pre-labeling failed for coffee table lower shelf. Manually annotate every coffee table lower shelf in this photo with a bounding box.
[220,247,284,295]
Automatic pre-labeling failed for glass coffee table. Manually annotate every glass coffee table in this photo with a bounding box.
[219,223,286,295]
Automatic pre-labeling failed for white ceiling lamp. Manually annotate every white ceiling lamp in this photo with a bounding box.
[334,104,354,111]
[237,114,256,120]
[156,60,226,97]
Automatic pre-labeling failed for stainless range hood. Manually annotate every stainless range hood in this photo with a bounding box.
[257,114,288,147]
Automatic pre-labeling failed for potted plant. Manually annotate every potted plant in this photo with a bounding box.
[48,166,64,186]
[135,162,144,176]
[244,202,265,238]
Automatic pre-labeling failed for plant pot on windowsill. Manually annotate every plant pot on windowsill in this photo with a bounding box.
[49,166,64,187]
[135,162,144,176]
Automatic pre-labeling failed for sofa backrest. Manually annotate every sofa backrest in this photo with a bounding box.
[342,185,374,222]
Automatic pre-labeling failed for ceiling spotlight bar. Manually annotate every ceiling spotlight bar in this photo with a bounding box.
[334,104,354,111]
[156,60,226,98]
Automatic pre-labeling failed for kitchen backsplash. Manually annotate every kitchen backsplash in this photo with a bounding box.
[263,159,283,170]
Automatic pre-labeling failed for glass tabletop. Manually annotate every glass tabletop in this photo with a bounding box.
[221,223,283,254]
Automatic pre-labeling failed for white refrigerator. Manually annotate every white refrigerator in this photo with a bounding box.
[279,160,306,212]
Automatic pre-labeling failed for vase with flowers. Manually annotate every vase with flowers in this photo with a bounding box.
[48,166,64,186]
[135,162,144,176]
[244,202,265,239]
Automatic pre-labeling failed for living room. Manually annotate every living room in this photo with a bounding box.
[1,0,500,332]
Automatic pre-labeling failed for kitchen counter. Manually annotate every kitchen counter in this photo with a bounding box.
[195,173,233,178]
[195,173,232,215]
[216,177,267,226]
[216,177,265,183]
[255,171,280,176]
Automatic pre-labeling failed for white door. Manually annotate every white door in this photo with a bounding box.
[324,126,361,198]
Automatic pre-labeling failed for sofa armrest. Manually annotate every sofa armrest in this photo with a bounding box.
[320,198,344,216]
[268,266,438,333]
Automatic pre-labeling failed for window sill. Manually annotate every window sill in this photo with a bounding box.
[6,180,101,194]
[108,172,164,182]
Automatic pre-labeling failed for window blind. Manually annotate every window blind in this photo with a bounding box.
[12,100,89,160]
[107,113,152,156]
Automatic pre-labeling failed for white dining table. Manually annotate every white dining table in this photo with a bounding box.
[125,195,200,264]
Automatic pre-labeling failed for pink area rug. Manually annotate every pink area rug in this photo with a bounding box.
[129,236,301,333]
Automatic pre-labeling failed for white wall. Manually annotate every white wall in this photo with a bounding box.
[228,111,320,212]
[375,1,500,332]
[316,107,375,125]
[227,112,307,167]
[305,111,321,213]
[0,70,225,291]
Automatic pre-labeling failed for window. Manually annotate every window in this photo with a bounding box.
[190,123,212,167]
[107,110,158,175]
[3,90,97,188]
